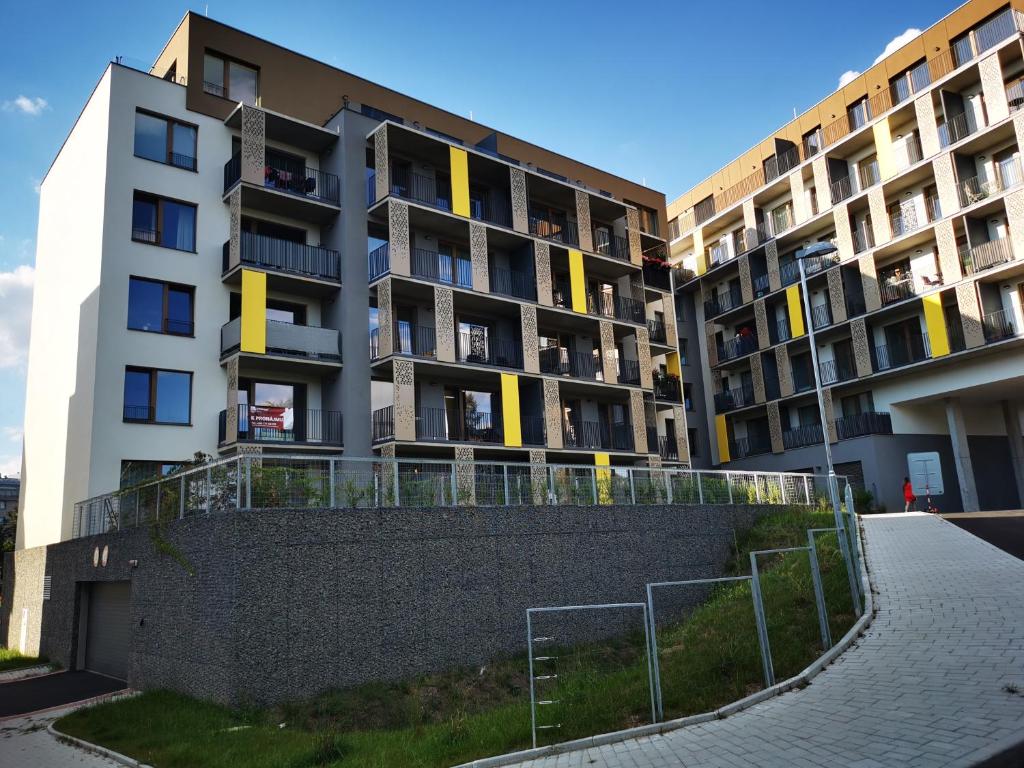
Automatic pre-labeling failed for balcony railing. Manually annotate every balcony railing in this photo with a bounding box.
[753,273,770,297]
[583,290,615,318]
[368,243,390,281]
[394,323,437,358]
[717,333,758,362]
[658,435,679,461]
[852,225,875,254]
[457,333,524,369]
[594,229,630,261]
[888,207,920,239]
[958,238,1014,275]
[1007,78,1024,113]
[857,159,881,191]
[730,435,772,459]
[521,415,546,447]
[704,285,743,317]
[219,406,343,446]
[803,250,840,276]
[470,198,512,228]
[227,231,341,281]
[417,407,503,444]
[647,318,668,344]
[835,411,893,440]
[874,334,930,371]
[879,269,916,306]
[615,295,645,324]
[371,406,394,442]
[925,195,941,223]
[846,296,867,318]
[618,358,642,386]
[529,215,579,246]
[810,302,833,330]
[220,317,341,362]
[653,374,682,402]
[411,248,472,288]
[770,206,793,235]
[539,347,599,380]
[830,175,855,205]
[390,166,451,211]
[958,157,1023,207]
[563,418,604,450]
[819,354,857,385]
[939,111,979,148]
[779,260,800,287]
[982,308,1017,343]
[708,241,732,266]
[714,384,755,412]
[642,263,672,291]
[893,134,923,171]
[783,424,824,450]
[489,266,537,300]
[773,317,792,344]
[223,153,340,205]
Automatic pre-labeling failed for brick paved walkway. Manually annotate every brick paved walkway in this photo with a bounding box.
[503,513,1024,768]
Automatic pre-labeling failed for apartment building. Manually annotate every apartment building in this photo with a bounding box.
[669,0,1024,513]
[18,13,685,548]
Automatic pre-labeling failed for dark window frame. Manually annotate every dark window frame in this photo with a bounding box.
[202,49,259,103]
[131,190,198,252]
[123,366,194,426]
[133,108,198,172]
[127,276,196,337]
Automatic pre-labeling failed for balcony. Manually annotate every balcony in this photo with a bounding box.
[704,285,743,318]
[753,273,770,297]
[708,241,732,267]
[959,238,1014,275]
[717,333,758,362]
[653,374,682,402]
[982,309,1017,343]
[857,159,881,191]
[389,165,451,211]
[879,268,916,306]
[658,435,679,461]
[529,215,579,247]
[470,197,512,228]
[894,134,924,172]
[521,415,546,446]
[224,231,340,283]
[835,411,893,440]
[803,251,840,277]
[830,176,855,205]
[852,225,875,254]
[770,206,794,235]
[489,266,537,301]
[819,354,856,385]
[457,332,524,369]
[939,111,979,148]
[888,207,921,239]
[618,358,642,386]
[368,243,390,281]
[773,316,792,344]
[371,405,394,442]
[411,248,472,288]
[594,229,630,261]
[810,302,833,330]
[779,260,800,287]
[614,295,645,324]
[563,417,634,452]
[642,262,672,291]
[925,194,941,222]
[782,423,824,450]
[539,347,599,380]
[220,318,341,364]
[219,406,342,446]
[874,334,930,371]
[370,323,436,360]
[730,435,772,459]
[958,157,1023,207]
[714,384,755,412]
[417,407,503,444]
[224,153,340,207]
[647,318,668,344]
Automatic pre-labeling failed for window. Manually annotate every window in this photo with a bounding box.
[683,383,694,411]
[119,460,185,488]
[203,52,258,105]
[132,192,196,251]
[802,127,822,158]
[134,110,197,170]
[847,98,870,131]
[360,104,404,124]
[679,338,688,366]
[688,428,699,457]
[668,217,681,241]
[123,367,192,424]
[128,277,194,335]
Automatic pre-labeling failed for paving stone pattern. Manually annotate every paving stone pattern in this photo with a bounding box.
[505,514,1024,768]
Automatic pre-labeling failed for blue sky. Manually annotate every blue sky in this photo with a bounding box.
[0,0,963,475]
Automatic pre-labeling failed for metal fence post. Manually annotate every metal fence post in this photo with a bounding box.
[527,610,537,749]
[155,481,161,522]
[328,458,336,508]
[450,461,458,506]
[205,467,212,514]
[749,553,774,687]
[779,473,786,504]
[806,532,832,650]
[726,471,734,504]
[803,475,811,505]
[179,476,186,519]
[245,457,252,508]
[629,468,636,504]
[548,465,556,504]
[235,458,242,510]
[392,461,400,506]
[665,469,673,504]
[503,464,510,504]
[845,483,863,593]
[697,471,704,504]
[590,466,598,505]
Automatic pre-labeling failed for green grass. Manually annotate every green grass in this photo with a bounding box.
[56,507,857,767]
[0,648,47,672]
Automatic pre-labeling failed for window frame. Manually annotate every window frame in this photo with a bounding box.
[122,366,194,426]
[131,191,198,253]
[202,50,259,104]
[133,108,198,172]
[127,276,196,337]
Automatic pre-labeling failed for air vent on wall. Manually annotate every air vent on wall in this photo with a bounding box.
[43,575,52,600]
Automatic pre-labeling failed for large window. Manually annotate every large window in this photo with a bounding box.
[134,110,197,170]
[203,52,258,105]
[127,277,194,335]
[132,192,196,251]
[123,367,192,424]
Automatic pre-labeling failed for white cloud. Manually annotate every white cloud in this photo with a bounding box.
[2,426,23,443]
[0,265,34,369]
[31,178,40,195]
[3,95,49,116]
[0,455,21,478]
[837,28,923,88]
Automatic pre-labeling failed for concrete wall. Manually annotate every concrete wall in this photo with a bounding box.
[2,502,774,705]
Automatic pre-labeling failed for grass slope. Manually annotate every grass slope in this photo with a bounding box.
[0,648,47,672]
[57,507,856,767]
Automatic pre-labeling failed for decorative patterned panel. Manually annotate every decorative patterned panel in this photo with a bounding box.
[379,443,395,459]
[636,327,653,389]
[915,94,940,159]
[935,219,961,283]
[510,167,529,233]
[225,357,239,442]
[228,189,241,270]
[1005,188,1024,260]
[662,297,678,349]
[470,223,489,292]
[534,241,553,305]
[738,253,753,304]
[789,172,806,223]
[812,156,831,213]
[706,323,719,368]
[388,200,411,276]
[750,352,766,403]
[454,446,475,505]
[647,454,662,468]
[832,202,852,259]
[979,53,1009,124]
[823,388,838,444]
[956,282,986,349]
[859,254,881,313]
[373,124,389,203]
[775,344,794,398]
[626,208,642,265]
[827,267,847,324]
[672,405,689,464]
[542,379,563,449]
[529,449,547,504]
[377,278,393,358]
[600,321,618,384]
[932,154,959,220]
[240,105,265,185]
[521,304,540,374]
[630,390,646,453]
[766,239,781,292]
[575,189,593,252]
[1014,111,1024,155]
[767,401,784,454]
[850,317,873,378]
[867,186,889,246]
[393,359,416,441]
[754,299,770,350]
[742,199,758,248]
[434,286,455,362]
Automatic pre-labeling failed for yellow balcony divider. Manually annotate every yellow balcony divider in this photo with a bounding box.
[922,294,950,357]
[594,452,612,503]
[569,250,587,313]
[240,269,267,354]
[872,119,895,181]
[450,146,470,218]
[666,351,682,379]
[786,285,805,337]
[500,373,522,447]
[715,414,731,464]
[694,229,705,275]
[696,252,708,276]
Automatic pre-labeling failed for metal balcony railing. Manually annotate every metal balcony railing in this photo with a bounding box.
[411,248,472,288]
[220,406,343,446]
[810,302,833,330]
[878,268,916,306]
[958,238,1014,275]
[390,165,451,210]
[529,215,579,246]
[753,273,770,297]
[593,229,630,261]
[1007,78,1024,113]
[647,318,668,344]
[582,290,615,318]
[893,134,923,171]
[521,415,546,446]
[804,251,840,276]
[782,424,824,450]
[770,206,793,235]
[835,411,893,440]
[779,260,801,287]
[819,354,857,385]
[416,407,503,444]
[708,241,732,266]
[718,334,758,362]
[228,231,341,281]
[925,195,941,223]
[730,435,772,459]
[456,333,524,369]
[714,384,755,412]
[874,334,930,372]
[368,243,390,281]
[653,375,681,402]
[958,157,1023,207]
[394,323,437,358]
[704,285,743,317]
[563,418,603,450]
[223,153,341,204]
[220,318,341,362]
[830,175,855,205]
[846,296,867,318]
[982,309,1017,343]
[857,159,881,190]
[539,347,599,380]
[773,317,792,344]
[658,435,679,461]
[852,225,875,254]
[470,198,512,228]
[371,406,394,442]
[889,207,920,239]
[642,263,672,291]
[366,171,377,206]
[489,266,537,300]
[618,358,642,386]
[939,111,979,148]
[615,295,645,324]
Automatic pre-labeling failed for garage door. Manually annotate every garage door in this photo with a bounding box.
[84,581,131,681]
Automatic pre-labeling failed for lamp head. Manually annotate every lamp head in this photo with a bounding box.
[797,241,839,259]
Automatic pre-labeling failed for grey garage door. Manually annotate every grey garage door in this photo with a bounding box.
[84,581,131,680]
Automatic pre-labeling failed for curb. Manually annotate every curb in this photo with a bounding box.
[0,664,56,684]
[457,517,876,768]
[46,691,148,767]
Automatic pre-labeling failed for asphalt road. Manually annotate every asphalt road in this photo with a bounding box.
[0,671,126,718]
[946,514,1024,560]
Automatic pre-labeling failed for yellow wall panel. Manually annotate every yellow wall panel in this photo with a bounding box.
[241,269,266,354]
[922,294,950,357]
[666,351,682,379]
[715,414,730,464]
[568,250,587,313]
[872,119,895,180]
[786,285,805,337]
[594,452,612,503]
[500,373,522,447]
[449,146,470,218]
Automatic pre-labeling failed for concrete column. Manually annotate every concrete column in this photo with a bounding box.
[932,153,960,219]
[454,446,475,505]
[754,299,770,350]
[637,327,653,389]
[225,357,239,443]
[775,344,794,398]
[630,390,647,454]
[850,317,873,378]
[575,190,593,253]
[979,53,1009,125]
[543,379,562,449]
[521,304,539,374]
[765,239,781,292]
[469,222,489,292]
[1014,111,1024,158]
[789,171,807,223]
[833,202,853,260]
[1005,188,1024,260]
[672,404,689,463]
[945,397,980,513]
[388,200,411,276]
[742,198,758,247]
[827,267,847,324]
[534,241,553,306]
[434,286,455,363]
[859,254,882,313]
[626,208,643,265]
[812,156,831,212]
[376,278,393,357]
[228,188,241,270]
[767,401,784,454]
[599,321,618,384]
[738,253,753,304]
[823,387,838,444]
[1001,400,1024,507]
[915,93,940,159]
[373,124,389,203]
[935,218,962,283]
[867,186,890,246]
[750,352,766,403]
[956,282,986,348]
[394,359,416,442]
[529,449,547,504]
[706,322,719,367]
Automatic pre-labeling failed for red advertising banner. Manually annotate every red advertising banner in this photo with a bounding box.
[250,405,288,430]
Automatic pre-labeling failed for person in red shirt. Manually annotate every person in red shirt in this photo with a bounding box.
[903,477,916,513]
